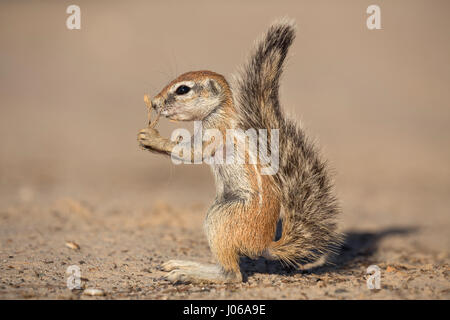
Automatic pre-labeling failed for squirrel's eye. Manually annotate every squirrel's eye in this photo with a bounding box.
[175,85,191,95]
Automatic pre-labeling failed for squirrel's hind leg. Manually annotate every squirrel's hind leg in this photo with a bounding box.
[162,260,206,271]
[161,260,241,284]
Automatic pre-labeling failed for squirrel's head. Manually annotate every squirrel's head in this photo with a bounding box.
[151,70,231,122]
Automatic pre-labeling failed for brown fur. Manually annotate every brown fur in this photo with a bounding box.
[138,19,341,283]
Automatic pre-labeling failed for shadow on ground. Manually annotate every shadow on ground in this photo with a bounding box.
[240,227,417,281]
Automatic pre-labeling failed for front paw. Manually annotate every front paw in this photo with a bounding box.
[138,127,160,148]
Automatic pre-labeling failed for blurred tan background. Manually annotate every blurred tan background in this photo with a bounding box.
[1,0,449,241]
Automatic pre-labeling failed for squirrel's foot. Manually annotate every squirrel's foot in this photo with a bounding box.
[161,260,242,284]
[162,260,207,271]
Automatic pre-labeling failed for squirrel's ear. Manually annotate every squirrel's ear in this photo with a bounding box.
[207,79,221,96]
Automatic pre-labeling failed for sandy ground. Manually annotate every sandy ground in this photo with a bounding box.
[0,1,449,299]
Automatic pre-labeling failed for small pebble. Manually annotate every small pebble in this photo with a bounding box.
[65,241,80,250]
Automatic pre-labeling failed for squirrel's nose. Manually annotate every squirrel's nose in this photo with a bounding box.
[151,98,162,111]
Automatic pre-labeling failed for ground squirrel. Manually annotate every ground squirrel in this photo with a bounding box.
[138,19,341,284]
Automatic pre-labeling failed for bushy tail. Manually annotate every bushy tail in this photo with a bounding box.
[233,19,342,268]
[267,118,343,268]
[232,18,295,131]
